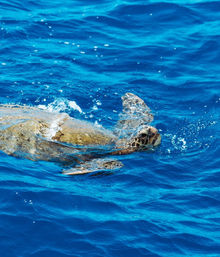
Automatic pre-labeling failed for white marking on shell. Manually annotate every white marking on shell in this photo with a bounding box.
[46,113,68,139]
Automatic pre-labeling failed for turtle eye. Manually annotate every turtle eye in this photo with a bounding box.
[140,133,147,137]
[147,128,155,137]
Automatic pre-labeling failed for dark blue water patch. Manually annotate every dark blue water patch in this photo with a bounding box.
[179,37,220,65]
[86,15,138,30]
[199,170,220,187]
[110,3,203,27]
[0,0,29,12]
[174,233,220,255]
[30,250,79,257]
[193,1,220,19]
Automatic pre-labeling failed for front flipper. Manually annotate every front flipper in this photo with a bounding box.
[62,158,123,175]
[115,93,154,138]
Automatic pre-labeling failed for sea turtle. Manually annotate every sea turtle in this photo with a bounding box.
[0,93,161,175]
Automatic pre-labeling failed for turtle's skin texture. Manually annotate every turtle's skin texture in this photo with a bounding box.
[0,93,161,174]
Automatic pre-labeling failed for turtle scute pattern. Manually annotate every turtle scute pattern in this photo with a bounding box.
[0,119,48,157]
[52,127,115,146]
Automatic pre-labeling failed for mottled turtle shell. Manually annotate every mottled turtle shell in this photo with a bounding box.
[0,105,116,143]
[0,105,117,162]
[52,118,116,146]
[0,94,160,173]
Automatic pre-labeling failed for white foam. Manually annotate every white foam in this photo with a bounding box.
[38,98,83,114]
[37,99,83,139]
[68,100,82,113]
[46,113,68,139]
[38,104,47,110]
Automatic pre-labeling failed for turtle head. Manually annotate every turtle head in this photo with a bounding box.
[128,125,161,150]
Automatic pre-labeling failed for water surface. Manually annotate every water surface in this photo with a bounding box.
[0,0,219,256]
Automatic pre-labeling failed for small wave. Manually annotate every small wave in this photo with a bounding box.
[38,98,83,114]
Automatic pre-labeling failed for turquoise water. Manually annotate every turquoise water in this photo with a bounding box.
[0,0,220,256]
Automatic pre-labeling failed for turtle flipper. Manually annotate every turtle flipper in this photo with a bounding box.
[115,93,154,137]
[62,158,123,175]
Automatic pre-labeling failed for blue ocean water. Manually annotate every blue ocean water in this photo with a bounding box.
[0,0,220,256]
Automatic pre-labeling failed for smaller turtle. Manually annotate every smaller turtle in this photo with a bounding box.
[0,93,161,175]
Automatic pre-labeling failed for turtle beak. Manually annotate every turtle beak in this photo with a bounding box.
[152,133,161,146]
[137,126,161,149]
[147,126,161,147]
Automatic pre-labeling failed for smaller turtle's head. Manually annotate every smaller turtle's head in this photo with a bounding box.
[129,125,161,150]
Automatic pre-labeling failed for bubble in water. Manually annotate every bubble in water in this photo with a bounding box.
[96,100,102,106]
[171,135,187,151]
[92,105,98,111]
[94,120,103,128]
[178,137,187,150]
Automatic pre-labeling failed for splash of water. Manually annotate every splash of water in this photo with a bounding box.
[38,98,83,114]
